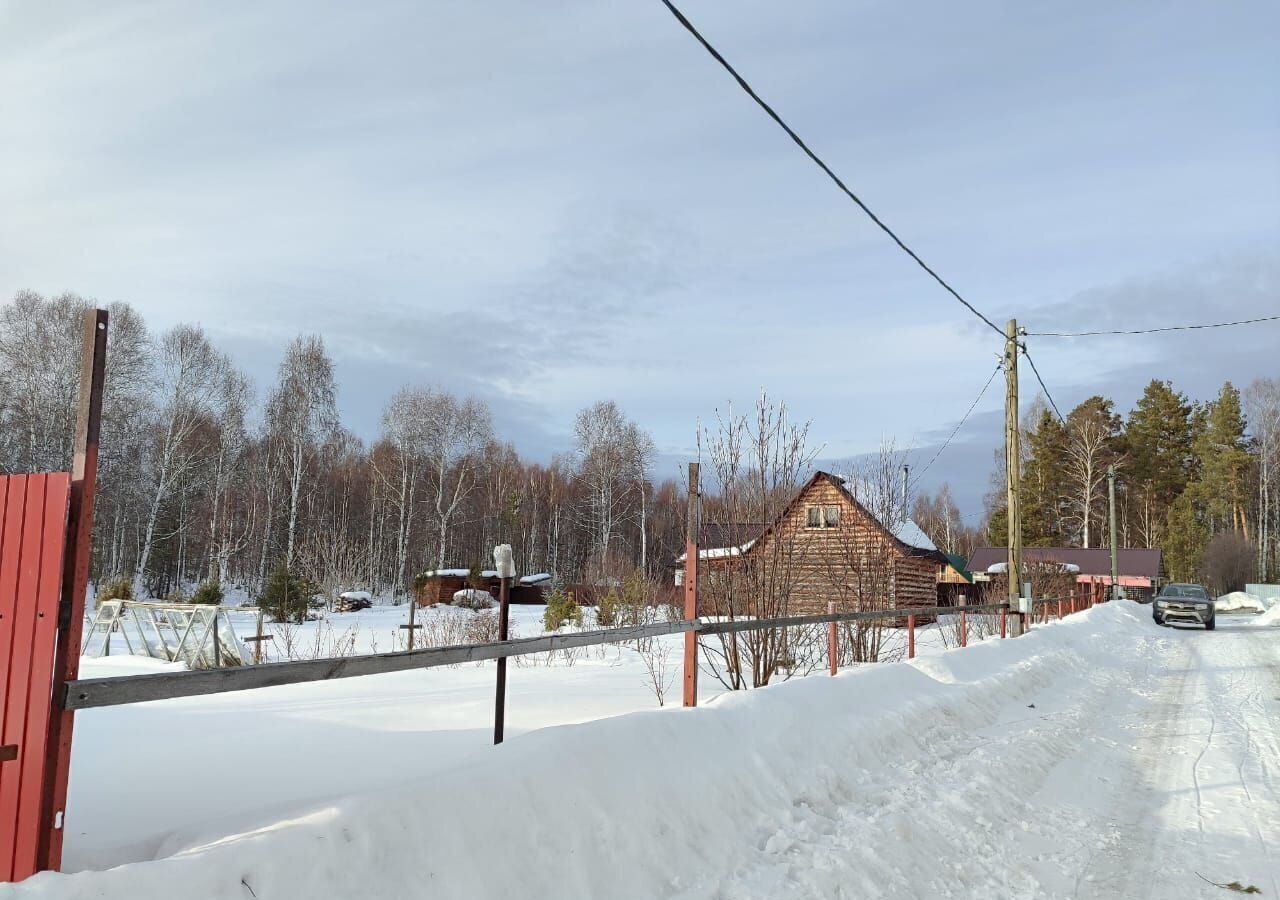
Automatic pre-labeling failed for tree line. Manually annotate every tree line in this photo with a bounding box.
[0,291,682,600]
[967,377,1278,590]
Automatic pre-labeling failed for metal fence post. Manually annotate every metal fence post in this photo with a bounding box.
[907,613,916,659]
[1000,608,1007,639]
[958,595,967,648]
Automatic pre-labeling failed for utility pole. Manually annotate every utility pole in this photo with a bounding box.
[1107,464,1118,601]
[1004,319,1023,632]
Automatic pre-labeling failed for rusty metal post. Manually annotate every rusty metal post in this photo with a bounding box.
[38,309,106,872]
[1057,599,1063,619]
[958,594,967,648]
[493,574,510,744]
[827,601,837,676]
[682,463,699,708]
[907,613,915,659]
[1000,608,1007,639]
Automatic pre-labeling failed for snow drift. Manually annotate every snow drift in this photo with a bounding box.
[1216,591,1278,613]
[5,604,1166,900]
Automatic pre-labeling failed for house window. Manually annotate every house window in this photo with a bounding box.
[807,505,840,528]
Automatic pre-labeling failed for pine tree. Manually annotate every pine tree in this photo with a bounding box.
[1126,380,1194,547]
[258,565,318,623]
[1163,491,1208,582]
[1021,408,1069,546]
[1194,382,1251,537]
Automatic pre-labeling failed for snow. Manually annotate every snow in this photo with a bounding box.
[676,538,756,563]
[1254,603,1280,626]
[888,517,937,552]
[519,573,552,585]
[337,590,371,601]
[985,560,1080,575]
[1216,591,1278,613]
[10,602,1279,898]
[419,568,499,578]
[451,588,496,609]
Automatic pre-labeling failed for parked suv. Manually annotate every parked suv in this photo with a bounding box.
[1153,583,1215,630]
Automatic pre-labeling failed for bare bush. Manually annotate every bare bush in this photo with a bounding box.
[1205,532,1254,596]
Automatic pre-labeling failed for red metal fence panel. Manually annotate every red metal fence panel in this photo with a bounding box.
[0,474,71,883]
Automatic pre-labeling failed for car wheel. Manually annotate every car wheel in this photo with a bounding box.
[1205,617,1216,631]
[1153,613,1164,626]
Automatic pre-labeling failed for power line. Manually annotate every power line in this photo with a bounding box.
[912,361,1004,483]
[1021,347,1065,423]
[656,0,1006,340]
[1027,314,1280,337]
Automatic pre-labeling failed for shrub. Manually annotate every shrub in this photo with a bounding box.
[467,562,486,590]
[596,587,620,627]
[98,576,133,603]
[164,587,187,604]
[543,589,582,631]
[258,565,320,623]
[451,588,496,610]
[191,580,225,606]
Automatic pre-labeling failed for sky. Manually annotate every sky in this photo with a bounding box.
[2,0,1277,521]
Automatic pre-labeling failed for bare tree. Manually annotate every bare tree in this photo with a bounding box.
[1062,402,1124,548]
[134,326,226,590]
[377,387,433,593]
[421,390,492,568]
[266,335,338,568]
[574,401,653,577]
[1245,379,1280,580]
[1204,532,1254,596]
[698,391,818,689]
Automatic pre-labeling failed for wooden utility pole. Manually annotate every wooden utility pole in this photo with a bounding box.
[682,462,699,708]
[39,309,107,872]
[1108,464,1118,601]
[1004,319,1023,634]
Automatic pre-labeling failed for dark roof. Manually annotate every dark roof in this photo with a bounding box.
[967,547,1164,580]
[698,522,766,550]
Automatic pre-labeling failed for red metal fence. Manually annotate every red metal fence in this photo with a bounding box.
[0,474,71,883]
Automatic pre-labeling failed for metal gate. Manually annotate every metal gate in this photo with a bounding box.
[0,473,71,882]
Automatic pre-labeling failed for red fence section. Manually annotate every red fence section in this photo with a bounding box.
[0,474,71,883]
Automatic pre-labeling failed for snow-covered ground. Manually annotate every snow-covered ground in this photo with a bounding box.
[7,602,1278,898]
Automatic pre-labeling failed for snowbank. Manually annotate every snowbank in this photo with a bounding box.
[451,588,496,609]
[9,603,1153,900]
[1254,604,1280,626]
[1216,591,1278,613]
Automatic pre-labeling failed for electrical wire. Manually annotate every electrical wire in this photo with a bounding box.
[1021,348,1066,423]
[1026,314,1280,337]
[656,0,1006,340]
[912,361,1004,483]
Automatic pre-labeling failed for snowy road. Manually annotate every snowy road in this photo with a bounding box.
[5,603,1277,899]
[718,614,1280,898]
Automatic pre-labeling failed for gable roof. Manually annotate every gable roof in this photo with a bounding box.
[944,553,974,583]
[967,547,1165,580]
[739,471,945,562]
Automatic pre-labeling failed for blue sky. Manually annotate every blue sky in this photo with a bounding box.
[2,0,1277,519]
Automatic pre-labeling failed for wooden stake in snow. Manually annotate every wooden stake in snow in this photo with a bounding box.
[682,463,699,708]
[493,544,514,744]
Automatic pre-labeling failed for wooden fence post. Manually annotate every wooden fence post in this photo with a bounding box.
[907,613,915,659]
[958,595,967,648]
[827,601,837,676]
[38,309,106,873]
[1000,608,1007,639]
[682,463,699,708]
[1056,599,1062,620]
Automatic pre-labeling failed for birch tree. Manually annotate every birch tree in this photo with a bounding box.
[421,390,492,568]
[266,335,338,568]
[134,325,226,589]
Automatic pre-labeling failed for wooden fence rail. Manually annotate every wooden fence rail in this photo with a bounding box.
[64,600,1059,711]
